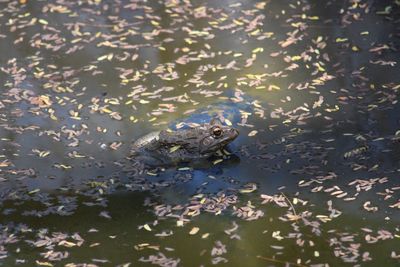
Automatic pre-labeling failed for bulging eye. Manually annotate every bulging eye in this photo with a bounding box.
[212,127,222,137]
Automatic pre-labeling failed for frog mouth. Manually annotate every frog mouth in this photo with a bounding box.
[217,128,239,149]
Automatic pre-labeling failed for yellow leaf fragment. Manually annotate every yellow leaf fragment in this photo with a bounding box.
[29,189,40,194]
[240,183,257,193]
[252,47,264,53]
[169,145,181,153]
[143,224,152,231]
[151,20,159,26]
[291,55,302,61]
[213,159,223,165]
[268,84,280,91]
[38,19,48,25]
[287,214,301,221]
[189,227,200,235]
[224,119,232,126]
[0,160,11,167]
[255,2,266,9]
[201,233,210,239]
[59,240,76,247]
[336,37,348,43]
[97,54,108,61]
[39,151,50,157]
[248,130,258,137]
[36,261,53,267]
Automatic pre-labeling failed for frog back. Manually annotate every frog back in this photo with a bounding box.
[132,131,161,151]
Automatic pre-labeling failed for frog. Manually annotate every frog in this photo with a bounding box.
[130,119,239,166]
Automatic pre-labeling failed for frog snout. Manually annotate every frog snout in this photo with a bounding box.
[231,128,239,139]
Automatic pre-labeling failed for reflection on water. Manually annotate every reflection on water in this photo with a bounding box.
[0,0,399,266]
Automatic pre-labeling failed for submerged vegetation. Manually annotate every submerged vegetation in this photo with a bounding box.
[0,0,399,266]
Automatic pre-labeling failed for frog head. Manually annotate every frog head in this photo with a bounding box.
[198,119,239,156]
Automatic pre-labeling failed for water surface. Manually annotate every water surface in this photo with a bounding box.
[0,0,399,266]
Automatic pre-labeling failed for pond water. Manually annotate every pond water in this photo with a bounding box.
[0,0,399,266]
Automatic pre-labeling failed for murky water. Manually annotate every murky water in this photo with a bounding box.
[0,0,399,266]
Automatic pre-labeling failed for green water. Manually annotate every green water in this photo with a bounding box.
[0,0,399,266]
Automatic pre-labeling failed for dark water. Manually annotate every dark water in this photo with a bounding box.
[0,0,399,266]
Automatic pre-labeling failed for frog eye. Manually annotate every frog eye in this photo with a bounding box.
[212,127,222,137]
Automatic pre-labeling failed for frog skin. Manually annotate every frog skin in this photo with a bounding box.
[131,119,239,165]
